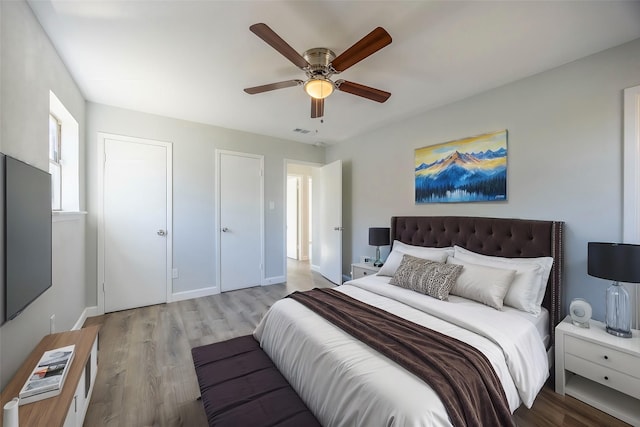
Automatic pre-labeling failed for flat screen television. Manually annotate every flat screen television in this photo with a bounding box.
[0,153,52,324]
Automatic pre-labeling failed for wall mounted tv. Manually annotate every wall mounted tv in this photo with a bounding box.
[0,153,52,324]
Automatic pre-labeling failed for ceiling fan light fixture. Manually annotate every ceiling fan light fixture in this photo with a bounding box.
[304,78,334,99]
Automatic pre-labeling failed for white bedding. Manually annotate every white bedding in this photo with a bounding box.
[254,275,549,426]
[504,304,550,348]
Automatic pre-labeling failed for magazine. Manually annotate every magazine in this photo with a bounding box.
[19,344,75,405]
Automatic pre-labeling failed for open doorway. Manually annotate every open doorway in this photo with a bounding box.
[285,159,342,289]
[285,161,317,287]
[286,164,314,262]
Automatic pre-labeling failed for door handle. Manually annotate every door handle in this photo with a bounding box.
[221,227,229,232]
[157,229,166,236]
[333,227,344,231]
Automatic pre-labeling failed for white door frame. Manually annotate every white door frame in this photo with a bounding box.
[96,132,173,315]
[283,159,322,282]
[623,84,640,328]
[286,174,301,260]
[215,149,265,289]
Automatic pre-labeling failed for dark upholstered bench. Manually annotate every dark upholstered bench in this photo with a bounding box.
[191,335,321,427]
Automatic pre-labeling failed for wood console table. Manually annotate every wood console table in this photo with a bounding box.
[0,325,99,427]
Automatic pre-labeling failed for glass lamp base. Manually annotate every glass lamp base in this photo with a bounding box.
[606,326,632,338]
[373,246,383,267]
[605,282,632,338]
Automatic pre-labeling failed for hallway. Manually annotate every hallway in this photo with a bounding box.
[285,258,335,293]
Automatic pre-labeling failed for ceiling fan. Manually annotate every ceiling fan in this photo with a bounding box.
[244,23,392,119]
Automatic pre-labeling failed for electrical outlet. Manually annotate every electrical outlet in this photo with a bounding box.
[172,268,179,279]
[50,314,55,334]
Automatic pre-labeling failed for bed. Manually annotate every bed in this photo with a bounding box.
[254,216,564,426]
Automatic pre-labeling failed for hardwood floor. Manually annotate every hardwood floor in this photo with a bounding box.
[83,261,628,426]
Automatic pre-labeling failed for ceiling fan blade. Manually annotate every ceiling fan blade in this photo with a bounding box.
[311,97,324,118]
[244,80,303,94]
[331,27,392,72]
[250,23,310,69]
[336,80,391,103]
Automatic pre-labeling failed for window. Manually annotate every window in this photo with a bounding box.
[49,113,62,210]
[49,91,80,212]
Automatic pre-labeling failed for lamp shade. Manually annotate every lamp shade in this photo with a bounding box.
[588,242,640,283]
[369,227,390,247]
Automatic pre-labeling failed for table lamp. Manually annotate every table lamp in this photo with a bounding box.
[369,227,390,267]
[588,242,640,338]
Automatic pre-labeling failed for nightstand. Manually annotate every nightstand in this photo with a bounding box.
[555,315,640,425]
[351,262,380,280]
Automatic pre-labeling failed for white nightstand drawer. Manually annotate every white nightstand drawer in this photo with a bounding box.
[352,266,374,279]
[565,335,640,378]
[351,263,380,280]
[565,353,640,399]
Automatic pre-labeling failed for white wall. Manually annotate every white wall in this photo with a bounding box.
[327,38,640,323]
[0,0,86,389]
[85,103,325,304]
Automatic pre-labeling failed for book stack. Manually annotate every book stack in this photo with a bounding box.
[18,344,75,405]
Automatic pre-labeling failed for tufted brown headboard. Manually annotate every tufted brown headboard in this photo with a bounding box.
[390,216,564,346]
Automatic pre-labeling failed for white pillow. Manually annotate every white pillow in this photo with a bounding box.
[453,245,554,305]
[447,257,516,310]
[453,246,552,315]
[377,241,453,277]
[392,241,455,258]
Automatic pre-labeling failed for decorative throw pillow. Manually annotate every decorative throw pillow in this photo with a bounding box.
[446,257,516,310]
[390,254,463,300]
[377,241,453,277]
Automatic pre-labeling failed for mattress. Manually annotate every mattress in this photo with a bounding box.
[254,275,549,427]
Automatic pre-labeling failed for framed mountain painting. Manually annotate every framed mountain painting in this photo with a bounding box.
[415,130,507,203]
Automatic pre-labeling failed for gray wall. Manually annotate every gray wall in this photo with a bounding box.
[85,103,325,304]
[327,38,640,323]
[0,0,87,389]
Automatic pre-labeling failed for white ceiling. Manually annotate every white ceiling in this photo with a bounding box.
[28,1,640,145]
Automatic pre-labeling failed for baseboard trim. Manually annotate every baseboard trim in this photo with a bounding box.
[85,306,101,317]
[72,308,87,330]
[263,275,285,286]
[171,286,219,303]
[72,306,102,330]
[310,264,321,273]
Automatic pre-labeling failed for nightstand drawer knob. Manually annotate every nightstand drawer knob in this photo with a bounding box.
[363,271,368,275]
[604,376,609,381]
[604,355,608,360]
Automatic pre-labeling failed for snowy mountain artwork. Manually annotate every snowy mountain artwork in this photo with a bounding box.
[415,130,507,203]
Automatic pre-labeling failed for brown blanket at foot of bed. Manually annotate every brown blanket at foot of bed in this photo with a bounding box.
[288,288,515,427]
[191,335,321,427]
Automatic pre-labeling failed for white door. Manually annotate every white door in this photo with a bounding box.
[218,151,263,292]
[318,160,343,284]
[103,137,171,312]
[286,176,299,259]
